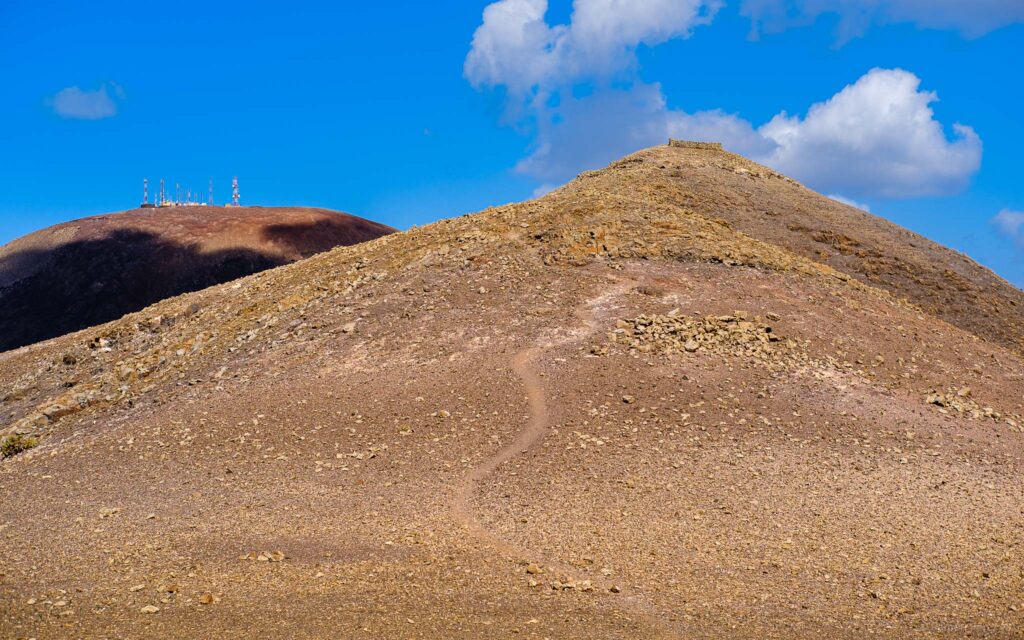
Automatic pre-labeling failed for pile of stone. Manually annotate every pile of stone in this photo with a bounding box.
[612,311,807,369]
[926,388,1022,431]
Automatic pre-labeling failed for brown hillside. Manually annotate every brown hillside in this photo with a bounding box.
[578,143,1024,353]
[0,206,395,352]
[1,144,1022,639]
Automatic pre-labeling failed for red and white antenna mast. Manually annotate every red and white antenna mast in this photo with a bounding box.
[143,178,148,206]
[159,179,165,206]
[231,176,240,206]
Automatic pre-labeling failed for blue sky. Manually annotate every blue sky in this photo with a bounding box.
[1,0,1022,286]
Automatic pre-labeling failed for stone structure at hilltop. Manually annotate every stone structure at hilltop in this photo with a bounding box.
[668,139,724,151]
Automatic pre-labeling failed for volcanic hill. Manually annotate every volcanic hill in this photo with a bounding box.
[0,206,395,353]
[1,143,1023,639]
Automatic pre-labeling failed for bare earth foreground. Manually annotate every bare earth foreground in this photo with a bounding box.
[1,143,1023,639]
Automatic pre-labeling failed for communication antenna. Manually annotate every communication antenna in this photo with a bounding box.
[143,178,148,206]
[231,176,240,206]
[176,183,180,205]
[160,179,165,206]
[208,178,213,205]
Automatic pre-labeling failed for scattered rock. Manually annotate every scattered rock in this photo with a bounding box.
[612,312,807,369]
[549,576,594,592]
[240,550,286,562]
[925,389,1020,427]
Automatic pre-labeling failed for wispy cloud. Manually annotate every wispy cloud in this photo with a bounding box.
[48,83,123,120]
[741,0,1024,44]
[829,195,871,212]
[992,209,1024,246]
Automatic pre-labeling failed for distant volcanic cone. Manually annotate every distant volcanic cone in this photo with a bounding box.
[0,206,394,352]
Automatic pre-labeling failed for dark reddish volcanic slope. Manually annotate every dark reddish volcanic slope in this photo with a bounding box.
[0,206,394,352]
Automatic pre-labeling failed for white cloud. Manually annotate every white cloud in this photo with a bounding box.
[757,68,981,198]
[465,0,720,104]
[49,83,122,120]
[513,82,777,183]
[466,4,982,199]
[993,209,1024,245]
[494,69,981,199]
[531,183,558,198]
[515,84,676,181]
[741,0,1024,43]
[666,108,779,159]
[828,194,871,212]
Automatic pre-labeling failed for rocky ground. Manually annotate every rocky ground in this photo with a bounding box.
[1,143,1022,638]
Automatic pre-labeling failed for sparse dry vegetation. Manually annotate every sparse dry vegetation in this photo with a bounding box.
[1,434,37,458]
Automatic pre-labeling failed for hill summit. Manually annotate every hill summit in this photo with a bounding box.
[1,143,1022,638]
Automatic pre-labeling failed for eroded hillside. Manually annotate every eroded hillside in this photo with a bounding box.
[1,143,1022,639]
[570,142,1024,353]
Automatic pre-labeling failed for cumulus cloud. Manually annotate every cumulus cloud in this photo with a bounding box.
[531,69,984,201]
[514,84,678,181]
[466,4,982,199]
[741,0,1024,43]
[465,0,721,106]
[513,83,777,183]
[666,108,779,159]
[49,83,122,120]
[757,68,981,198]
[993,210,1024,246]
[466,0,742,183]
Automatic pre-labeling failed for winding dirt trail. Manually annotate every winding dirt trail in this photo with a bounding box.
[448,276,680,636]
[449,346,549,558]
[450,277,633,554]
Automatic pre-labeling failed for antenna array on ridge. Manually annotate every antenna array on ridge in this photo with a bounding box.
[139,176,242,208]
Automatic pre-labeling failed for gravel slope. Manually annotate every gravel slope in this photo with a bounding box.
[1,144,1021,639]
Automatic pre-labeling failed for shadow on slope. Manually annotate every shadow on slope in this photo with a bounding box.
[261,216,395,257]
[0,229,288,353]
